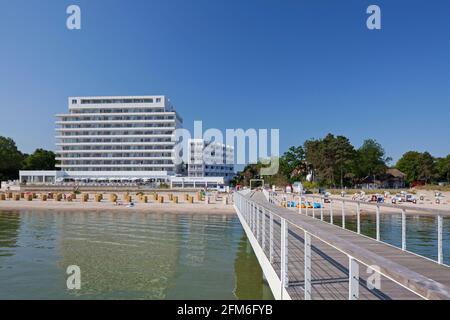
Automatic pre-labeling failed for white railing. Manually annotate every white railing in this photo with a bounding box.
[234,191,450,300]
[273,192,449,266]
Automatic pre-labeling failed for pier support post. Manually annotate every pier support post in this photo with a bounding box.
[349,257,359,300]
[304,231,311,300]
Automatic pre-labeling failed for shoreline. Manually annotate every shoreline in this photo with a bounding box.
[0,201,236,215]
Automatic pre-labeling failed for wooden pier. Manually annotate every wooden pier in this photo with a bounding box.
[234,190,450,300]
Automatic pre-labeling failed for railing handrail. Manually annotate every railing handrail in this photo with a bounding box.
[276,192,450,216]
[237,190,450,300]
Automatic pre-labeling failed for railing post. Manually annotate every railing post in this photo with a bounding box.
[320,198,324,221]
[305,198,309,216]
[256,206,260,243]
[269,212,274,264]
[330,199,334,225]
[341,200,346,229]
[312,197,316,218]
[299,196,302,215]
[250,202,254,233]
[280,218,289,297]
[304,231,311,300]
[247,200,250,222]
[376,205,380,241]
[248,202,251,229]
[244,199,247,221]
[356,202,361,235]
[262,207,266,251]
[349,257,359,300]
[254,204,257,234]
[438,215,443,265]
[246,200,249,223]
[402,209,406,251]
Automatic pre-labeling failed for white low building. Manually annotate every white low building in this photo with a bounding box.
[187,139,234,182]
[170,176,225,189]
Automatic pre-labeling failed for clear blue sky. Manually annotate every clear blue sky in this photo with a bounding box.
[0,0,449,163]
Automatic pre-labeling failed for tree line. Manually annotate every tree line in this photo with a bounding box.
[1,133,449,187]
[232,133,450,188]
[0,136,56,181]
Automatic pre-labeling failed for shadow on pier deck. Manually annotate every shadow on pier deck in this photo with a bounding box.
[234,190,450,300]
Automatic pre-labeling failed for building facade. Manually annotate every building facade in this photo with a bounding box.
[21,96,182,184]
[187,139,234,182]
[19,95,235,188]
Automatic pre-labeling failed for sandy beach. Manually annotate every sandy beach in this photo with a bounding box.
[0,191,236,215]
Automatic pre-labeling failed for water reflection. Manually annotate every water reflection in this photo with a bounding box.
[331,214,450,264]
[0,210,272,300]
[0,212,21,257]
[234,235,273,300]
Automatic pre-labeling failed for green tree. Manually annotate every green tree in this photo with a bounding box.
[396,151,422,184]
[418,152,436,184]
[303,138,322,181]
[231,157,290,188]
[279,146,306,183]
[436,155,450,183]
[355,139,390,182]
[304,134,355,187]
[396,151,436,184]
[231,163,260,187]
[332,135,356,189]
[0,136,24,181]
[23,149,56,170]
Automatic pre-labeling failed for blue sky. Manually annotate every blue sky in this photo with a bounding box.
[0,0,449,163]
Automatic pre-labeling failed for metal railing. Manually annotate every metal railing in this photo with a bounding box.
[235,190,450,300]
[271,192,449,266]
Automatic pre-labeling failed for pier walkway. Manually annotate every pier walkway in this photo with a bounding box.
[233,190,450,300]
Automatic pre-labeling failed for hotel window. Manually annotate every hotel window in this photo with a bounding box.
[72,99,77,104]
[156,98,161,103]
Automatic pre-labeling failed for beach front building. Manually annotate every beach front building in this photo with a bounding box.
[187,139,234,181]
[170,139,234,189]
[20,95,183,185]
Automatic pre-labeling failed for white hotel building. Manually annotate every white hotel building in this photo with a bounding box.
[187,139,234,180]
[19,95,234,188]
[170,139,234,189]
